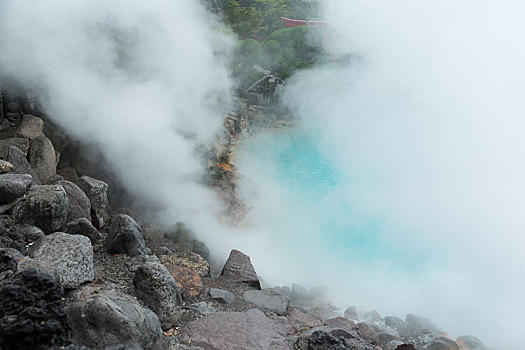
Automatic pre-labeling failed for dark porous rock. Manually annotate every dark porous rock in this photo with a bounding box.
[8,145,40,183]
[344,305,359,321]
[28,232,93,289]
[0,268,69,349]
[363,310,381,323]
[17,114,44,140]
[63,217,103,243]
[65,285,164,350]
[57,167,79,181]
[133,259,181,330]
[29,136,56,182]
[456,335,485,349]
[0,247,59,281]
[209,287,235,304]
[287,307,324,331]
[0,173,33,205]
[190,301,216,316]
[160,251,209,299]
[0,137,30,159]
[105,344,143,350]
[0,226,26,253]
[297,325,374,350]
[106,214,147,256]
[220,249,260,288]
[243,288,289,315]
[324,317,358,332]
[405,313,443,333]
[191,238,210,261]
[0,248,18,273]
[358,322,376,342]
[12,184,69,234]
[74,175,109,229]
[58,180,91,222]
[427,337,460,350]
[180,308,288,350]
[395,345,416,350]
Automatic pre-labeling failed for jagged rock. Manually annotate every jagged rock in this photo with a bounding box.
[191,239,210,261]
[0,137,29,159]
[0,226,26,253]
[63,217,103,243]
[221,249,260,288]
[0,173,33,205]
[57,167,79,181]
[0,247,59,281]
[324,317,358,332]
[297,325,374,350]
[29,136,56,182]
[427,337,460,350]
[12,184,69,234]
[0,267,69,349]
[456,335,485,349]
[74,175,109,228]
[8,145,40,182]
[243,288,289,315]
[363,310,381,323]
[274,316,296,335]
[287,308,324,330]
[344,306,359,320]
[65,286,164,349]
[57,180,91,222]
[358,322,375,342]
[190,301,215,316]
[377,328,401,343]
[209,288,235,304]
[17,114,44,140]
[28,232,93,289]
[180,308,288,350]
[106,214,147,256]
[160,252,209,299]
[133,259,180,330]
[405,313,443,333]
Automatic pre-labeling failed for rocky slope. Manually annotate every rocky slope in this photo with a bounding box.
[0,88,486,350]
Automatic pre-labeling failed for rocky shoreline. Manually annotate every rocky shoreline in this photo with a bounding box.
[0,88,486,350]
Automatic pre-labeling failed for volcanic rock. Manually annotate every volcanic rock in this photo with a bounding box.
[0,267,69,349]
[0,137,29,159]
[456,335,485,349]
[17,114,44,140]
[180,308,288,350]
[8,145,40,182]
[0,226,26,253]
[287,308,324,330]
[63,217,103,243]
[405,313,443,333]
[209,287,235,304]
[357,322,375,342]
[74,175,109,228]
[221,249,260,288]
[344,306,359,321]
[12,184,69,234]
[190,301,216,316]
[133,259,181,330]
[56,167,79,181]
[106,214,147,256]
[28,232,93,289]
[0,173,33,205]
[363,310,381,323]
[160,252,209,299]
[324,317,358,333]
[395,345,416,350]
[243,288,289,315]
[65,285,164,349]
[377,328,401,343]
[57,180,91,222]
[427,337,460,350]
[29,136,56,182]
[297,325,374,350]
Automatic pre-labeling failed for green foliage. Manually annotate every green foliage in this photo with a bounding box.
[222,0,262,38]
[254,0,291,37]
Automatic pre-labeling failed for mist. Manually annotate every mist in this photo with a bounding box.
[248,0,524,347]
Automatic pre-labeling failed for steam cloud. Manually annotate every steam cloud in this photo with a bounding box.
[271,0,525,347]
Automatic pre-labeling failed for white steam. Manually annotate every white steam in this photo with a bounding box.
[269,0,525,348]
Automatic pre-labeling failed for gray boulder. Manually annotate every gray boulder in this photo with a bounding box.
[190,301,216,316]
[63,217,103,243]
[56,167,79,181]
[10,224,44,242]
[106,214,147,256]
[133,259,180,330]
[377,328,401,343]
[12,185,69,234]
[57,180,90,222]
[287,308,324,331]
[456,335,485,349]
[0,137,29,159]
[221,249,260,288]
[8,145,40,183]
[209,288,235,304]
[344,306,359,320]
[17,115,44,140]
[0,173,33,204]
[297,325,374,350]
[243,288,289,315]
[28,232,93,289]
[180,308,288,350]
[74,175,109,228]
[65,285,164,349]
[28,136,56,182]
[427,337,459,350]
